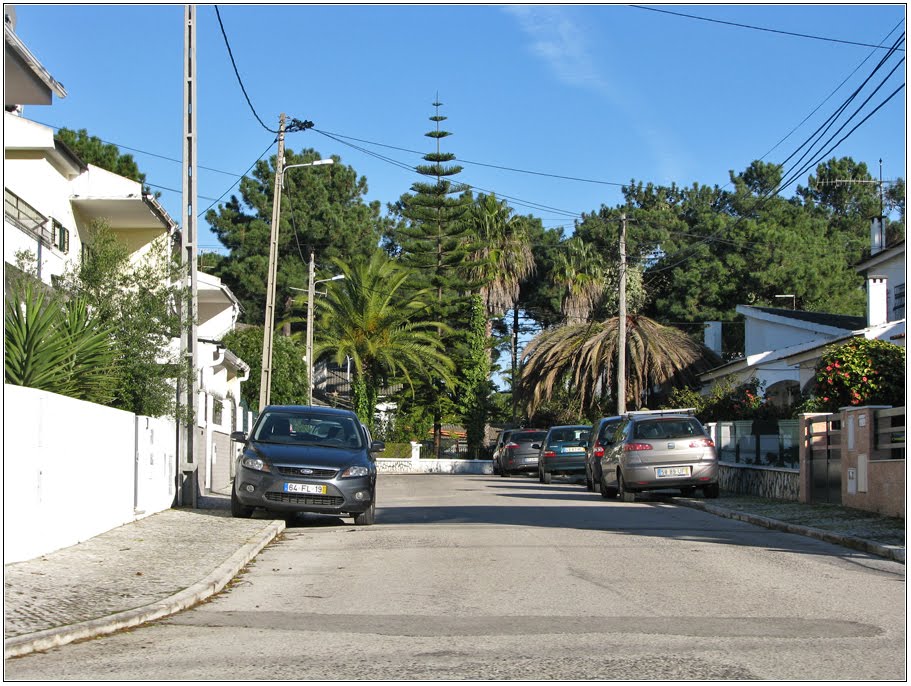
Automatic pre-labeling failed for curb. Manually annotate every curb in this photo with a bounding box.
[4,520,286,659]
[675,498,905,564]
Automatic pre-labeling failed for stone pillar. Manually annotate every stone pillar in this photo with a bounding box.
[798,413,831,503]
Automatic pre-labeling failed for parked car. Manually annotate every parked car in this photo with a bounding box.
[491,429,517,475]
[536,425,591,484]
[585,415,623,494]
[498,429,548,477]
[230,406,384,525]
[599,409,719,499]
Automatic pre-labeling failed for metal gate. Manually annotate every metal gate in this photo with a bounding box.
[806,415,841,504]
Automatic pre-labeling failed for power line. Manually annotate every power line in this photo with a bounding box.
[630,5,905,52]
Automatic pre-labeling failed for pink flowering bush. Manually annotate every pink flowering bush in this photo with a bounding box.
[810,338,905,412]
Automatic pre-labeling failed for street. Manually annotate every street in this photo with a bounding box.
[4,474,906,681]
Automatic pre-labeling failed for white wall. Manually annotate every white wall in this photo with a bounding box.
[3,385,176,563]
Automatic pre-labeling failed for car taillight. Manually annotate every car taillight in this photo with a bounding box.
[623,442,653,451]
[506,442,519,449]
[689,438,715,448]
[543,450,557,458]
[594,445,604,458]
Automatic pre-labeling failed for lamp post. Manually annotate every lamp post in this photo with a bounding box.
[293,258,344,406]
[259,155,335,411]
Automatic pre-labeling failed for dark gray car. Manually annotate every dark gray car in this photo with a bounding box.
[231,406,384,525]
[599,410,719,499]
[537,424,591,484]
[584,416,623,494]
[498,429,548,476]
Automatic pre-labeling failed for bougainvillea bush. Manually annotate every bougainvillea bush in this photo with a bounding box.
[810,338,905,412]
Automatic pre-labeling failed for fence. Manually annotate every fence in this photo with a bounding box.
[798,406,904,518]
[711,419,799,469]
[4,384,177,563]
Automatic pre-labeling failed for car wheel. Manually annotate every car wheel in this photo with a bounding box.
[618,471,635,502]
[542,470,552,485]
[354,498,376,526]
[703,483,720,499]
[231,483,254,518]
[599,475,616,499]
[538,469,545,483]
[500,466,510,477]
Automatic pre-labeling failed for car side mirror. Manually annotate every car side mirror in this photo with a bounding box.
[370,440,385,453]
[231,431,247,442]
[532,443,541,450]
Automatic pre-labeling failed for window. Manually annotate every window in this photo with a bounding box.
[52,219,69,253]
[893,283,905,320]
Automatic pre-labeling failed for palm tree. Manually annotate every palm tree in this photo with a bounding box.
[552,237,606,324]
[312,251,455,426]
[467,193,535,320]
[519,315,721,417]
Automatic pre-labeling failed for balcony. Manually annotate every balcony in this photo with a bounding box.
[5,187,54,248]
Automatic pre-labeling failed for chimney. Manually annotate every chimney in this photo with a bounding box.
[704,321,723,356]
[867,276,888,327]
[870,217,885,255]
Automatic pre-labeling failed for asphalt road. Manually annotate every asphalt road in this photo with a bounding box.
[5,474,906,681]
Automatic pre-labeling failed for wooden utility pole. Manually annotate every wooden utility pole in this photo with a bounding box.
[617,213,627,414]
[306,251,315,406]
[259,113,287,411]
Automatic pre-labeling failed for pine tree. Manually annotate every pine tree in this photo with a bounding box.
[395,99,477,457]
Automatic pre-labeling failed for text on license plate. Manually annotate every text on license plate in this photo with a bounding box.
[656,466,691,478]
[284,483,327,494]
[563,446,585,453]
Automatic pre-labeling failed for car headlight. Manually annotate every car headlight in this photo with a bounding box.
[340,465,370,478]
[242,455,271,472]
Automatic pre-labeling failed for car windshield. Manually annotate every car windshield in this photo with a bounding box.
[253,411,363,448]
[633,418,704,440]
[513,431,546,442]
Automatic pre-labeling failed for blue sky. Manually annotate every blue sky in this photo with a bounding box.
[12,3,907,256]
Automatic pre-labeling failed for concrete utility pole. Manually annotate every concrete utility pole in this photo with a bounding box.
[259,113,287,411]
[617,213,627,415]
[306,252,315,406]
[178,4,199,507]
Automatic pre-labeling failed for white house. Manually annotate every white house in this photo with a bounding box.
[700,222,906,404]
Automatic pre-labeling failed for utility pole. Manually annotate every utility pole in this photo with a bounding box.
[259,113,287,411]
[178,4,199,507]
[617,213,627,415]
[306,251,315,406]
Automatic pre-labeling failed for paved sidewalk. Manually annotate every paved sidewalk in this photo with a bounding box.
[4,496,284,659]
[4,490,904,659]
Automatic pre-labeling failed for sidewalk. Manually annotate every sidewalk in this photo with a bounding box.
[4,492,905,659]
[4,495,284,659]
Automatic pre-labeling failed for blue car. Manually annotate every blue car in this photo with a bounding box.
[231,406,384,525]
[536,424,591,484]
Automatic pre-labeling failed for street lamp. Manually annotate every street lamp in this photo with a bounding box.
[292,266,344,406]
[259,156,335,411]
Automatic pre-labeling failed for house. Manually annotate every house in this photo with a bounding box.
[4,8,251,502]
[700,220,905,405]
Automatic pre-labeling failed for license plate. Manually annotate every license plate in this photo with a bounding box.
[284,483,327,494]
[563,446,585,453]
[656,466,691,478]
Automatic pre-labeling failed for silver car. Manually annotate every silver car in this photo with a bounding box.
[599,410,719,499]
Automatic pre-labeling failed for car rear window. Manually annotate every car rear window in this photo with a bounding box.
[549,427,590,443]
[512,431,546,442]
[633,419,704,440]
[598,421,621,441]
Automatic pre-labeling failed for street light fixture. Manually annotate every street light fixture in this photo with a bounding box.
[259,154,335,411]
[291,268,344,407]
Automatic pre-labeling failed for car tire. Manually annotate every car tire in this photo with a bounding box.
[231,483,254,518]
[542,470,552,485]
[538,469,545,483]
[354,498,376,526]
[703,483,720,499]
[618,471,635,502]
[500,467,510,477]
[599,475,617,499]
